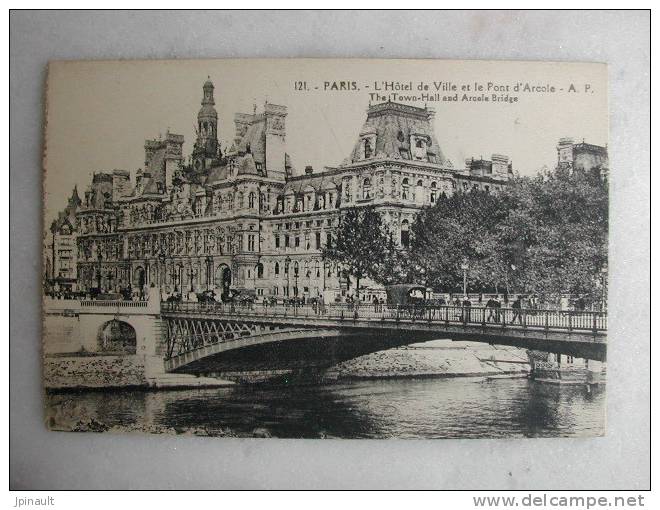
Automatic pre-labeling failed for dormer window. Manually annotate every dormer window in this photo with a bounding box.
[411,135,428,161]
[360,134,376,160]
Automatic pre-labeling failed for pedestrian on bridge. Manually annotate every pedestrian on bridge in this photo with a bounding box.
[462,296,472,323]
[486,297,499,322]
[511,296,523,324]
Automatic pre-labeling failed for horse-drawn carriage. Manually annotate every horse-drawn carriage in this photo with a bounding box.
[385,284,428,319]
[385,284,427,306]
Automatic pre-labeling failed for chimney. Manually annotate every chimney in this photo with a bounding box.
[305,165,313,175]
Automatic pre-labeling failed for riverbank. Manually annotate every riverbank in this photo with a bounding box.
[327,340,530,381]
[44,340,530,390]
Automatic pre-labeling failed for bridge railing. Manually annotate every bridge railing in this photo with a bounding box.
[80,300,149,308]
[161,301,607,333]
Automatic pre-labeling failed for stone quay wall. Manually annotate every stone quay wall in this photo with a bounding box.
[44,355,147,390]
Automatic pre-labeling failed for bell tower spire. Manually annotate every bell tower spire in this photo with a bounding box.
[192,76,219,171]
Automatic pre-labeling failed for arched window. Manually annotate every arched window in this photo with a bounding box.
[363,178,372,199]
[315,261,320,278]
[401,219,410,248]
[430,182,438,203]
[294,261,299,277]
[415,179,424,204]
[256,263,264,279]
[274,262,280,276]
[402,178,410,200]
[416,139,424,148]
[248,192,255,209]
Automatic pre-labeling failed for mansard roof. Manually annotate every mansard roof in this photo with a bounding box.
[282,173,342,195]
[345,101,447,166]
[234,116,266,168]
[204,163,230,185]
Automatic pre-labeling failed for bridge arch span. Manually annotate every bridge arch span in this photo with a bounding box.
[161,302,607,376]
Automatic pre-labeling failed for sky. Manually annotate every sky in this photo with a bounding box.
[44,58,608,225]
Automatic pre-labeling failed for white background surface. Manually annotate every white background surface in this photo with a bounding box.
[9,10,650,489]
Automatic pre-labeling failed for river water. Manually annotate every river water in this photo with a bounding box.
[46,377,605,438]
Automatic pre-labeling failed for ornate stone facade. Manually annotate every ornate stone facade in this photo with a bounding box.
[63,79,513,302]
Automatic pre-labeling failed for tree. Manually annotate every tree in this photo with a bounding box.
[321,206,395,300]
[401,167,608,303]
[406,189,511,293]
[495,168,608,302]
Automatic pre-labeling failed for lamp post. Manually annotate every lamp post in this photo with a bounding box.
[600,266,608,311]
[460,260,469,298]
[96,252,103,292]
[187,266,198,293]
[285,256,291,299]
[157,252,167,289]
[106,270,114,293]
[205,256,213,291]
[170,263,183,293]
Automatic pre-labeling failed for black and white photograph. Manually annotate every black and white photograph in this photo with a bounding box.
[41,58,610,439]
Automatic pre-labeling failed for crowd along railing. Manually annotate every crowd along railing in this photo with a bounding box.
[160,301,607,333]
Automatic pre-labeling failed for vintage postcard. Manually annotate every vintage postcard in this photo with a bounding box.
[43,59,608,438]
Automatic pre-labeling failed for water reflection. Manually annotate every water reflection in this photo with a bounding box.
[46,378,605,439]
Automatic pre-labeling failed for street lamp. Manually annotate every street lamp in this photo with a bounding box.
[96,252,103,292]
[460,260,469,298]
[170,263,183,293]
[106,270,114,293]
[294,264,299,297]
[284,256,291,299]
[600,265,608,311]
[157,252,167,289]
[205,256,213,291]
[187,267,199,293]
